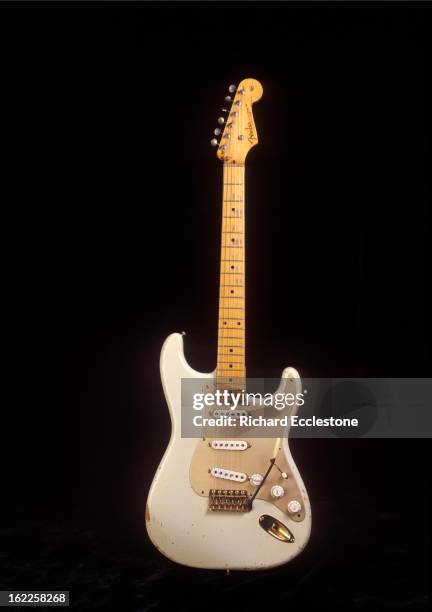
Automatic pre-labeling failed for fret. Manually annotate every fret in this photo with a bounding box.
[218,307,244,312]
[220,283,245,287]
[217,371,246,376]
[220,275,243,279]
[217,343,244,348]
[216,373,245,378]
[217,371,246,377]
[218,372,243,382]
[217,335,245,340]
[218,334,242,340]
[217,360,245,364]
[215,380,246,388]
[220,290,244,294]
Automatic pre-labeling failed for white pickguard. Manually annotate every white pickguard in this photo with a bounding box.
[146,333,312,570]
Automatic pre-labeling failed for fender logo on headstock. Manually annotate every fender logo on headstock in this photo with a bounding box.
[246,104,257,144]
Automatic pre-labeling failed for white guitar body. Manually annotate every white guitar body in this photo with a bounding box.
[146,333,312,570]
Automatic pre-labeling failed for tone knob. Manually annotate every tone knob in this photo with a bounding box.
[287,499,302,514]
[217,117,225,125]
[270,485,285,499]
[250,473,263,487]
[210,138,218,147]
[228,84,236,93]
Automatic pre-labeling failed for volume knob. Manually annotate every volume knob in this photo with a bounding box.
[250,473,263,487]
[270,485,285,499]
[287,500,302,514]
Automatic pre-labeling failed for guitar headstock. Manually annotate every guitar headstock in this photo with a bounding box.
[211,78,263,164]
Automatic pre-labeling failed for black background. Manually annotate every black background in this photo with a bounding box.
[0,2,430,611]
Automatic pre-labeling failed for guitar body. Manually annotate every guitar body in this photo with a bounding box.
[146,78,311,569]
[146,333,311,570]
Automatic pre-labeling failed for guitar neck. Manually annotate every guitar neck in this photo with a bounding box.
[216,163,246,390]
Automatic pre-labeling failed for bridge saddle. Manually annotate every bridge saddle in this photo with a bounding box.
[209,489,251,512]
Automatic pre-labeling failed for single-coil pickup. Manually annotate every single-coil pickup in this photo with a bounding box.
[211,440,248,451]
[210,467,247,482]
[213,409,247,418]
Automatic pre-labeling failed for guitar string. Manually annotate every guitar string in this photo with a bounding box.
[239,104,245,485]
[240,100,244,483]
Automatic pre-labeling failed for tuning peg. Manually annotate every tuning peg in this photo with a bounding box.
[210,138,218,147]
[228,84,236,93]
[214,128,221,136]
[221,108,228,113]
[225,96,232,102]
[217,117,225,125]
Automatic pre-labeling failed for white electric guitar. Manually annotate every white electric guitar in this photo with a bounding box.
[146,78,311,570]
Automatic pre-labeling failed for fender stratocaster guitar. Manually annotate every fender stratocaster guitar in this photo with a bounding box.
[146,78,311,570]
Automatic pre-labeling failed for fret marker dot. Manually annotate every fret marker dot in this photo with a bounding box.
[229,349,233,352]
[230,290,234,293]
[229,364,233,368]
